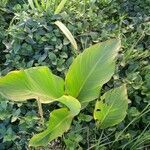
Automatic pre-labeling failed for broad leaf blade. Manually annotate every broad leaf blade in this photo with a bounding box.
[94,85,128,128]
[65,39,121,105]
[0,66,64,103]
[29,108,73,147]
[29,96,81,147]
[55,21,78,50]
[54,0,67,14]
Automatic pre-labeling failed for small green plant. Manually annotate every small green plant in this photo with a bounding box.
[27,0,77,50]
[3,0,77,76]
[0,0,9,8]
[0,39,128,147]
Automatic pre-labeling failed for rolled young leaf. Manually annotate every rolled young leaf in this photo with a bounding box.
[28,0,35,10]
[0,66,64,103]
[65,39,121,106]
[94,85,128,128]
[57,95,81,116]
[29,96,81,147]
[55,21,78,50]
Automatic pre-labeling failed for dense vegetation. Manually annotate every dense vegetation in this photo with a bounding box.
[0,0,150,149]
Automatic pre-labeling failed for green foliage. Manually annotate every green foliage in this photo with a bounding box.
[0,0,9,7]
[0,95,40,149]
[27,0,78,50]
[29,108,73,147]
[3,7,77,76]
[63,0,150,149]
[0,66,64,103]
[54,0,68,14]
[28,0,68,15]
[0,0,149,149]
[65,39,121,107]
[0,39,128,147]
[94,85,128,128]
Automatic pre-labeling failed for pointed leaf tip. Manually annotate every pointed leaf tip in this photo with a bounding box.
[65,39,121,107]
[29,108,73,147]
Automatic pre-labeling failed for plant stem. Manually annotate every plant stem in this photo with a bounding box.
[37,98,44,126]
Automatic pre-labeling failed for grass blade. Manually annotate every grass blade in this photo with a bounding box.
[28,0,35,10]
[46,0,51,11]
[54,0,67,14]
[41,0,46,9]
[34,0,42,11]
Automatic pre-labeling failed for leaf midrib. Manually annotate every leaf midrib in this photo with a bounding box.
[35,112,72,143]
[100,92,123,126]
[77,43,117,98]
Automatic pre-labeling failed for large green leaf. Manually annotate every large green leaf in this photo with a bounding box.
[29,108,74,147]
[0,66,64,103]
[29,96,81,147]
[65,39,121,106]
[94,85,128,129]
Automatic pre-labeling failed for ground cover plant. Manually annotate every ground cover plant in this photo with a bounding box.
[2,0,77,76]
[0,0,149,149]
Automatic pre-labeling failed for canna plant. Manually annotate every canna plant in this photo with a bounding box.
[0,39,128,147]
[27,0,78,50]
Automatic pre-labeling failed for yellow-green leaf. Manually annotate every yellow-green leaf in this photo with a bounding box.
[28,0,35,10]
[34,0,42,11]
[0,66,64,103]
[29,108,73,147]
[29,96,81,147]
[57,95,81,116]
[65,39,121,106]
[41,0,46,9]
[94,85,128,128]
